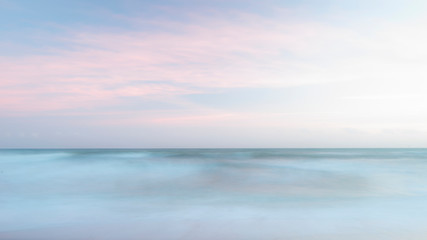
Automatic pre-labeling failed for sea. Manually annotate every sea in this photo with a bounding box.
[1,148,427,240]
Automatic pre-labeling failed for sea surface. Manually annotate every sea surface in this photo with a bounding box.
[1,148,427,239]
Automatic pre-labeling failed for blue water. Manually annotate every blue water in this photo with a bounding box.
[1,149,427,239]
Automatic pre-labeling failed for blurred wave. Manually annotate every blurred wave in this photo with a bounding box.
[2,149,427,239]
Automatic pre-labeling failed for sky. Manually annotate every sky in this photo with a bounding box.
[1,0,427,148]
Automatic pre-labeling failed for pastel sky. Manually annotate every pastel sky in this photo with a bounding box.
[2,0,427,148]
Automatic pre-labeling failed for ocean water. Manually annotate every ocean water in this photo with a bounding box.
[1,148,427,239]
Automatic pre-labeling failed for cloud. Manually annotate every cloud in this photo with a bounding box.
[342,95,423,100]
[0,13,354,114]
[2,7,427,120]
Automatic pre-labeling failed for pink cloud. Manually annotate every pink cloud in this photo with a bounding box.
[0,12,366,115]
